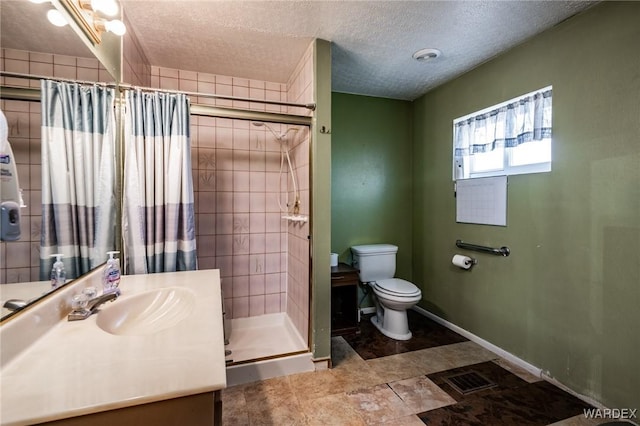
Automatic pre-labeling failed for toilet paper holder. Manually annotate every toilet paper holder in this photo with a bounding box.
[452,254,478,270]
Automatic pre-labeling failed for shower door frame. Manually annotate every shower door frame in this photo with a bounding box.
[190,103,314,360]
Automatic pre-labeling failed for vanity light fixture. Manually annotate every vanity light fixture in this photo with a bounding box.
[412,48,442,62]
[94,17,126,36]
[82,0,119,16]
[58,0,126,44]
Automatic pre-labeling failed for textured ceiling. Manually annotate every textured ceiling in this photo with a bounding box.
[2,0,598,100]
[121,0,597,100]
[1,1,93,59]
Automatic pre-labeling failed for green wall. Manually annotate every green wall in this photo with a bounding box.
[312,39,333,361]
[331,93,413,282]
[412,1,639,408]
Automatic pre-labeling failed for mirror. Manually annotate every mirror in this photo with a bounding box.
[1,1,95,60]
[0,0,117,321]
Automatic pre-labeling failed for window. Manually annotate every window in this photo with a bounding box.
[453,86,552,180]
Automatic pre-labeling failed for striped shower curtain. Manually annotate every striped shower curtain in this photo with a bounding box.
[123,89,197,274]
[40,80,117,279]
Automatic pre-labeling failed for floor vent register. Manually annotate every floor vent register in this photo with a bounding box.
[444,370,497,395]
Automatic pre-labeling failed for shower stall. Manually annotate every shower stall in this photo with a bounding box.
[190,114,311,371]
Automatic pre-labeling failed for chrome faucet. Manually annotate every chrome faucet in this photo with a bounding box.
[3,299,27,312]
[68,290,119,321]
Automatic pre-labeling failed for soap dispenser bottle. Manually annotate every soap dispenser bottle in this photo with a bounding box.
[1,110,25,242]
[103,251,121,294]
[50,254,66,289]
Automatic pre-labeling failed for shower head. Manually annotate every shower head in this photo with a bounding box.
[251,121,297,142]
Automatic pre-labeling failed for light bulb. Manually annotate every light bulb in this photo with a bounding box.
[47,9,68,27]
[96,18,126,36]
[105,19,126,35]
[91,0,118,16]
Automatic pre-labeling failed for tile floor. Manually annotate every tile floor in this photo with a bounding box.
[221,312,611,425]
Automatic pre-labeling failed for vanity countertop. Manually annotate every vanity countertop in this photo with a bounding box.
[0,269,226,426]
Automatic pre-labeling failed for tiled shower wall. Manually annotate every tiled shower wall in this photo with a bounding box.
[284,44,314,342]
[151,63,312,341]
[151,67,288,321]
[0,48,109,284]
[192,115,291,321]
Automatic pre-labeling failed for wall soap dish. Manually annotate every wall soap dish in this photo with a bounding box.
[282,215,308,222]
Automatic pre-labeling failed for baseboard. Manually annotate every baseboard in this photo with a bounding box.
[312,356,331,371]
[226,352,314,387]
[411,305,607,410]
[540,373,608,411]
[412,305,542,378]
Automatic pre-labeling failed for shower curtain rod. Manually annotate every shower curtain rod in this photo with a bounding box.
[0,84,312,127]
[1,73,314,126]
[0,71,317,111]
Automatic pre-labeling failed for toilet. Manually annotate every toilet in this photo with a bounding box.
[351,244,422,341]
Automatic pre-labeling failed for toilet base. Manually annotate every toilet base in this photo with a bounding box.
[371,314,412,341]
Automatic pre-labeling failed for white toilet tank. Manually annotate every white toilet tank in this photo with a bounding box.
[351,244,398,283]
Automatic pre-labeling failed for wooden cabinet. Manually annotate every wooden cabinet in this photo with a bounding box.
[42,391,221,426]
[331,263,360,336]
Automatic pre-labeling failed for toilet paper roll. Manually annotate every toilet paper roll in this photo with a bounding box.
[330,253,339,267]
[452,254,473,270]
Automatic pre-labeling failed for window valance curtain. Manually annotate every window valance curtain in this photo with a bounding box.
[454,88,552,179]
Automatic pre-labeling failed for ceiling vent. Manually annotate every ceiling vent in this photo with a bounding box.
[412,48,441,62]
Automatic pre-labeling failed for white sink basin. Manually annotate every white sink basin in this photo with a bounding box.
[96,287,196,336]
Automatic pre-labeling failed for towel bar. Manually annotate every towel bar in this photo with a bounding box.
[456,240,510,257]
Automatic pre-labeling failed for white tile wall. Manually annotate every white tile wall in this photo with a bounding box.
[284,42,314,342]
[153,65,311,324]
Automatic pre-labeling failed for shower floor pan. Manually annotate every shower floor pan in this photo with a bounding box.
[225,313,313,386]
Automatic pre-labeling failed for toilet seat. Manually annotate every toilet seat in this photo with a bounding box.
[373,278,421,298]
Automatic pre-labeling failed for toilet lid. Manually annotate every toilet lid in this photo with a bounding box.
[374,278,421,297]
